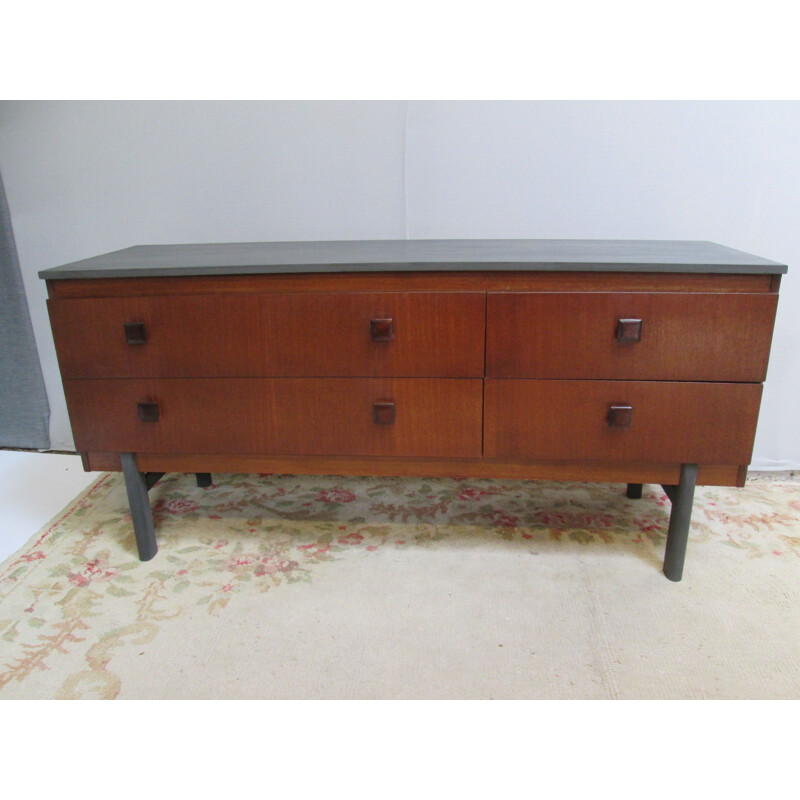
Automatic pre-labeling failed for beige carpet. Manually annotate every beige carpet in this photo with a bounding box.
[1,470,799,699]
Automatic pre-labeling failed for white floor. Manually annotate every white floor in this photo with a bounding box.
[0,450,100,563]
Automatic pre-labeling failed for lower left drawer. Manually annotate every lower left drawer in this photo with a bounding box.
[63,377,483,458]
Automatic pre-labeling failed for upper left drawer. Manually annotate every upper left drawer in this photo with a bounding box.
[47,292,486,379]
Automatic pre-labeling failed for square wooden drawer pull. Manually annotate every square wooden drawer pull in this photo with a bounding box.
[124,322,147,345]
[616,318,642,343]
[372,401,395,425]
[607,404,633,428]
[370,318,394,342]
[137,402,160,423]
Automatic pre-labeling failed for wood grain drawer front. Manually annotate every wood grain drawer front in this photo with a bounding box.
[62,378,483,458]
[48,292,485,379]
[484,379,762,464]
[486,292,777,381]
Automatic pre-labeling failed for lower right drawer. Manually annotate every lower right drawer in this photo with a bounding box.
[484,379,763,464]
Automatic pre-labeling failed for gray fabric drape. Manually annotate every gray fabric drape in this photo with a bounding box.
[0,169,50,448]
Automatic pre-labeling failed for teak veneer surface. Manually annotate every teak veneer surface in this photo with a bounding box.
[82,451,746,488]
[486,292,778,381]
[484,379,762,464]
[46,271,776,298]
[48,292,485,378]
[63,377,484,458]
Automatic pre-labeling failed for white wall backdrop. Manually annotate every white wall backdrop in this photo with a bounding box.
[1,100,797,468]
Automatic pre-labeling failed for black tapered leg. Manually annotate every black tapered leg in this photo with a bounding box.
[145,471,165,490]
[120,452,158,561]
[661,463,699,582]
[196,473,213,488]
[626,483,643,499]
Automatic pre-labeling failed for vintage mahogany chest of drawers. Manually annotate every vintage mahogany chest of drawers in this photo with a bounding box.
[40,240,786,581]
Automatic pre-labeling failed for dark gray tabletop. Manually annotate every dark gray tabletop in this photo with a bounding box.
[39,239,788,279]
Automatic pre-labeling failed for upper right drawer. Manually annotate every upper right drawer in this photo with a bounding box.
[486,292,778,382]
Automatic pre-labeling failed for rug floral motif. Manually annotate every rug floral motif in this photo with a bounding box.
[1,471,799,698]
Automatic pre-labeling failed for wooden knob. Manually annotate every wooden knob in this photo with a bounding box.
[372,401,395,425]
[137,402,160,423]
[370,318,394,342]
[607,404,633,428]
[124,322,147,345]
[616,318,642,343]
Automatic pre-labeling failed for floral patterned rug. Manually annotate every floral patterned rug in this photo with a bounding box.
[1,471,799,699]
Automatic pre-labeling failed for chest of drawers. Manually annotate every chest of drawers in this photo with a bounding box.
[40,239,786,581]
